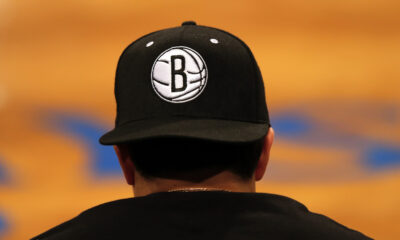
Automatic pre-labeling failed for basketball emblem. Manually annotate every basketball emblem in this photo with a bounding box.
[151,46,208,103]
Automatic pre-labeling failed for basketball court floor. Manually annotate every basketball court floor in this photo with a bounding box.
[0,1,399,239]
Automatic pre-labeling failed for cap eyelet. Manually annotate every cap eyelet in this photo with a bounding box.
[210,38,219,44]
[146,41,154,47]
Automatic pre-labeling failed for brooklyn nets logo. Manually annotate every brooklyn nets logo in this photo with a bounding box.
[151,46,208,103]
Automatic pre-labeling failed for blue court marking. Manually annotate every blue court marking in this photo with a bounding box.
[271,112,312,137]
[43,103,399,178]
[44,112,121,177]
[272,107,400,171]
[364,144,400,169]
[0,214,7,237]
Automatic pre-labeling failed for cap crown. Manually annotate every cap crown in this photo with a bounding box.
[115,23,269,127]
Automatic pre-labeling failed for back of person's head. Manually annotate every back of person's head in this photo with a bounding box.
[124,137,265,181]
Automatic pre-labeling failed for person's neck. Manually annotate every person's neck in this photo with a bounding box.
[132,171,255,197]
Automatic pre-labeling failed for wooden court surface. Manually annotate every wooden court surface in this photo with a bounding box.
[0,1,399,239]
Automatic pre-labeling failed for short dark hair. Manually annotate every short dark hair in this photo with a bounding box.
[125,137,264,181]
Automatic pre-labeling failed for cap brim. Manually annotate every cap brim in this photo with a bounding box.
[99,117,269,145]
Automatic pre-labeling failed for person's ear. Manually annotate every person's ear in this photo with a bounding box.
[255,127,274,181]
[114,145,135,186]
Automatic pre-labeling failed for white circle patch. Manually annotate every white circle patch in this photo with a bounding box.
[151,46,208,103]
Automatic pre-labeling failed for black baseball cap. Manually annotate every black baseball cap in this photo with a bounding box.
[99,21,270,145]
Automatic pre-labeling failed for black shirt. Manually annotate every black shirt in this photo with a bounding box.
[31,191,372,240]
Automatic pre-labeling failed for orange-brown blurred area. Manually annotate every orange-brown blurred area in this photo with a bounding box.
[0,0,400,239]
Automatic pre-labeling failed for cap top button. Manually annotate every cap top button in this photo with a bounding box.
[182,21,197,26]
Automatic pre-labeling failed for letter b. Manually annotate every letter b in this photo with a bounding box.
[171,55,187,92]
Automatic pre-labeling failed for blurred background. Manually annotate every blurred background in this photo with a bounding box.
[0,0,399,239]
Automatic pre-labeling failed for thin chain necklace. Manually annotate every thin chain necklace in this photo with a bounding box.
[167,187,231,192]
